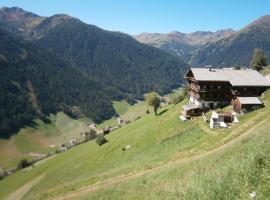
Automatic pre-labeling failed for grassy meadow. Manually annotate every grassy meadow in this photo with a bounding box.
[0,90,270,199]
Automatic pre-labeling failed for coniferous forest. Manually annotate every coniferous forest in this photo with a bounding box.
[0,8,187,138]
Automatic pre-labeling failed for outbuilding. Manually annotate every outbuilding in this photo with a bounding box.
[182,104,203,118]
[232,97,263,114]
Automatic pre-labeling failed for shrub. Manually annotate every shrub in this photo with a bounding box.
[96,133,108,146]
[17,158,31,169]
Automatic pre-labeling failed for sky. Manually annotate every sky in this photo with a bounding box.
[1,0,270,35]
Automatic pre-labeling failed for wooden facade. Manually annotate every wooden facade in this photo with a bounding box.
[231,97,263,114]
[185,68,270,111]
[185,70,232,108]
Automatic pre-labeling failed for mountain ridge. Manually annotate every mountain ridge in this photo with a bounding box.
[0,7,188,137]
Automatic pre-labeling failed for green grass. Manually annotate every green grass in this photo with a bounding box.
[1,90,270,199]
[98,100,148,128]
[0,112,89,169]
[83,121,270,200]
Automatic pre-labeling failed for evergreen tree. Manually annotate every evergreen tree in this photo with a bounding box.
[251,48,267,71]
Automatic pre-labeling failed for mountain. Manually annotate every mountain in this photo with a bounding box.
[0,27,123,138]
[134,29,235,62]
[0,7,45,38]
[190,15,270,67]
[0,7,188,137]
[135,15,270,68]
[0,7,187,96]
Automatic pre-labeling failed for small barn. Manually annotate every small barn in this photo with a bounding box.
[182,104,203,118]
[232,97,263,114]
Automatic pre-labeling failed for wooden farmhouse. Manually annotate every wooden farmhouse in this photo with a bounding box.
[183,67,270,116]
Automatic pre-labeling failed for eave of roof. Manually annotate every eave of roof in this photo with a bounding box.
[186,68,270,87]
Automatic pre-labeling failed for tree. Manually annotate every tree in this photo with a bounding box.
[96,133,108,146]
[145,92,160,116]
[250,48,267,71]
[17,158,31,169]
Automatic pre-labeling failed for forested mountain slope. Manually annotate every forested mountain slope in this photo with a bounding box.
[0,28,117,138]
[134,29,235,62]
[135,15,270,68]
[190,15,270,67]
[0,7,188,137]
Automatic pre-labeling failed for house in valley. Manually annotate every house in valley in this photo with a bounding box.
[183,67,270,116]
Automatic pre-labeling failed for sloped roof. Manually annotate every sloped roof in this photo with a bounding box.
[186,68,270,87]
[238,97,262,104]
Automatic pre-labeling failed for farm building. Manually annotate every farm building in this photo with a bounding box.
[232,97,263,114]
[183,67,270,116]
[182,104,203,118]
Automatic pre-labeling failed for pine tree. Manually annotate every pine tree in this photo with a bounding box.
[250,48,267,71]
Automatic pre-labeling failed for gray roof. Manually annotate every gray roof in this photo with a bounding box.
[183,104,201,111]
[186,68,270,87]
[238,97,262,105]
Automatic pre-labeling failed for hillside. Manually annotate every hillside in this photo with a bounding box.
[134,29,235,62]
[0,7,188,136]
[135,15,270,68]
[0,7,188,98]
[1,89,270,199]
[190,15,270,67]
[0,27,119,138]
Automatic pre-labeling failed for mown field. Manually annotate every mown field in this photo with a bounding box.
[1,90,270,199]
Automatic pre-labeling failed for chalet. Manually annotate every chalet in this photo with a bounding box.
[184,67,270,115]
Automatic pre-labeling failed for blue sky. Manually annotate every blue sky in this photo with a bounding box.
[1,0,270,34]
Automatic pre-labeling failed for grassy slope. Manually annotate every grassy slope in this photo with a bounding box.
[0,112,89,169]
[0,99,147,169]
[97,100,148,128]
[1,90,270,199]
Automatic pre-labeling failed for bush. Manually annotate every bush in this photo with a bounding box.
[17,158,31,169]
[96,133,108,146]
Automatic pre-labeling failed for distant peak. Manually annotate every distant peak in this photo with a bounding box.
[241,15,270,32]
[50,14,72,19]
[0,6,41,18]
[0,6,23,11]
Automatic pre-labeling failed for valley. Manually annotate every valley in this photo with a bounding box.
[1,3,270,200]
[1,90,270,199]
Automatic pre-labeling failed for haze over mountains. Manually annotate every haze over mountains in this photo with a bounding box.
[0,7,187,137]
[134,15,270,67]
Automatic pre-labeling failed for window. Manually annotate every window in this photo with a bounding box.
[218,85,221,89]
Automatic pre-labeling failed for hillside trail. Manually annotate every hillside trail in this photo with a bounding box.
[5,174,44,200]
[50,115,268,200]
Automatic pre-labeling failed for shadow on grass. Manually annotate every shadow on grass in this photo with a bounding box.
[158,109,168,116]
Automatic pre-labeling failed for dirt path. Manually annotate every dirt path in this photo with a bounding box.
[5,174,44,200]
[27,152,46,157]
[50,117,268,200]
